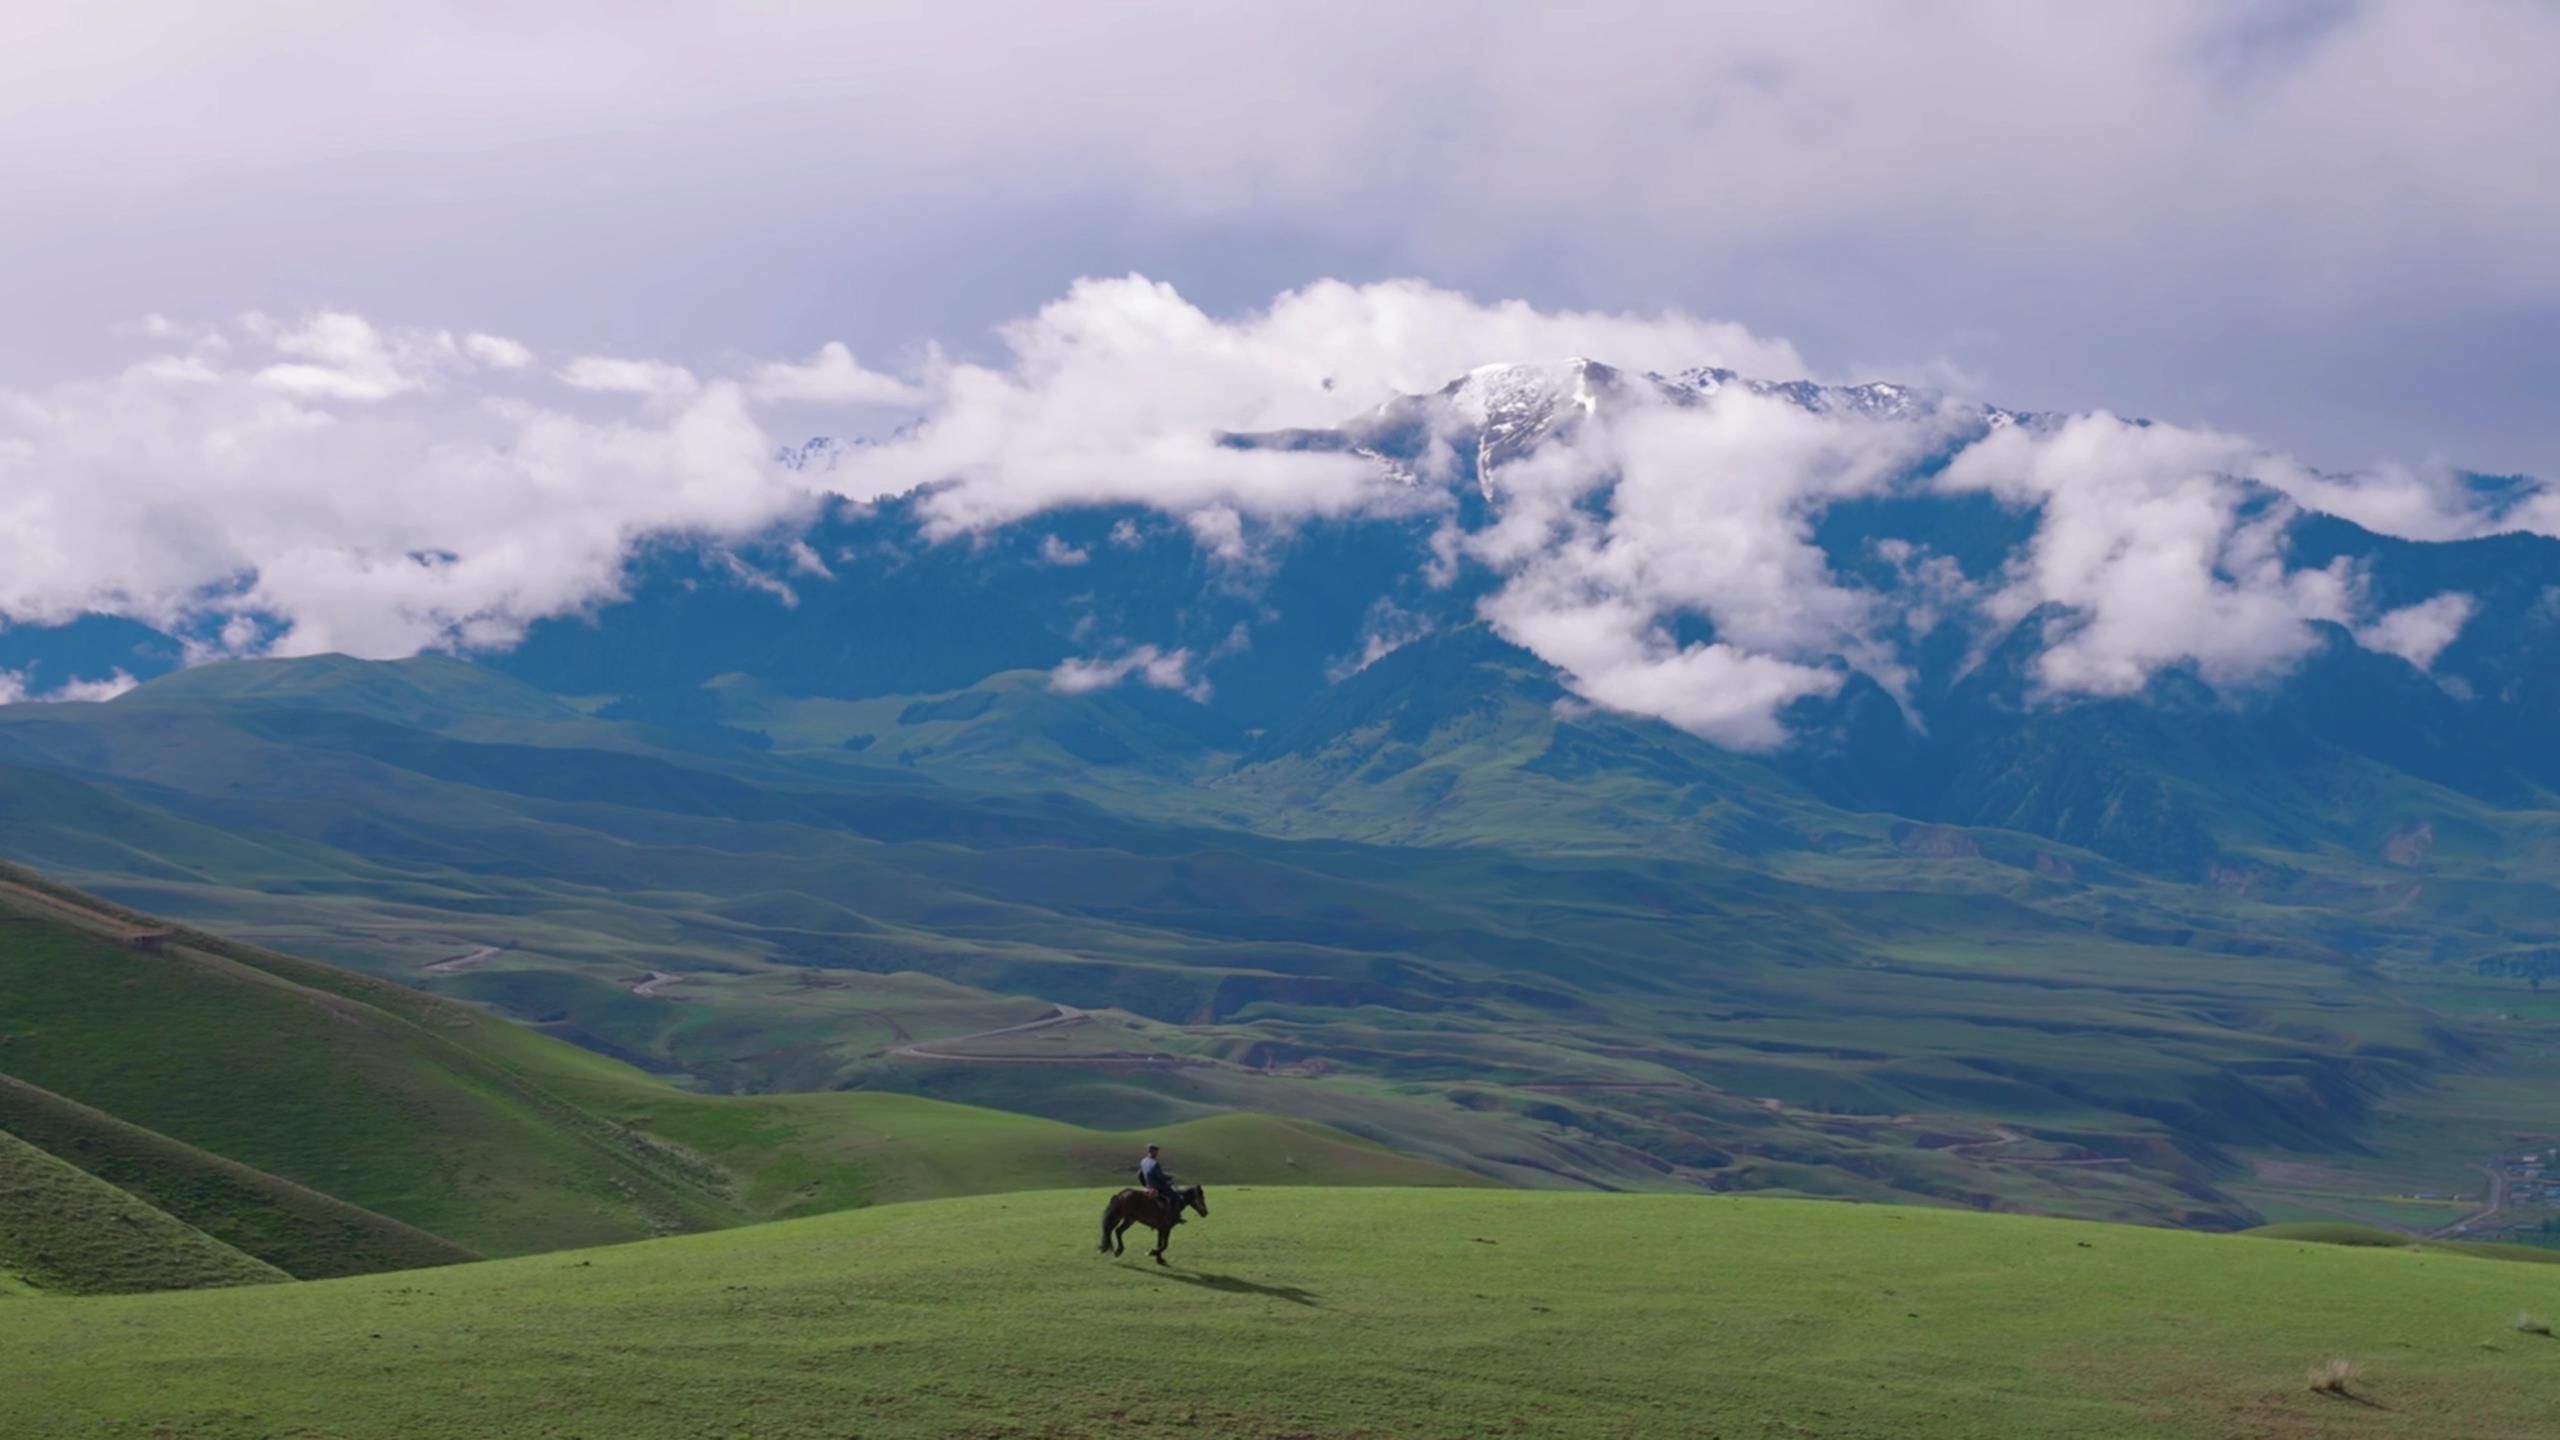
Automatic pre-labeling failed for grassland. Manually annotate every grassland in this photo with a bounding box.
[0,865,1480,1290]
[0,871,741,1255]
[9,1188,2560,1437]
[4,652,2556,1230]
[0,1074,478,1278]
[0,1126,284,1295]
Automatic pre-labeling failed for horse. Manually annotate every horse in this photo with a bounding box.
[1098,1184,1208,1264]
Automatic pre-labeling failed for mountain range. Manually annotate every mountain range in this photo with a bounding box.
[4,359,2556,1230]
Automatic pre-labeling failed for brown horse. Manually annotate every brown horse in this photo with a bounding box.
[1098,1184,1208,1264]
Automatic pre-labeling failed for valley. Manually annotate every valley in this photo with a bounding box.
[4,358,2557,1253]
[0,870,1477,1291]
[4,631,2555,1232]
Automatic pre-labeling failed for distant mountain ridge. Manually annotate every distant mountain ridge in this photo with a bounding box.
[6,358,2555,875]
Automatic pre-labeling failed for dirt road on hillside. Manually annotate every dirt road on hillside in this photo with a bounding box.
[886,1005,1187,1067]
[2431,1164,2506,1238]
[423,945,504,973]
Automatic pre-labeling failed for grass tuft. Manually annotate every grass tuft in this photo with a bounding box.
[2513,1312,2552,1335]
[2306,1357,2361,1395]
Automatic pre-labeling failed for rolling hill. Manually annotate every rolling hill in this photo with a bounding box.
[0,866,1478,1291]
[0,1126,284,1296]
[8,1187,2560,1437]
[7,646,2549,1231]
[0,1074,478,1280]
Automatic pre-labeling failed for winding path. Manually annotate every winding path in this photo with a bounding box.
[2430,1164,2506,1238]
[890,1004,1090,1060]
[884,1004,1189,1067]
[423,945,503,974]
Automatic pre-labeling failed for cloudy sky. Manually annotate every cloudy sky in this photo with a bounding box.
[2,1,2554,730]
[6,1,2554,470]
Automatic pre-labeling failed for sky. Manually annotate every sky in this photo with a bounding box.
[1,1,2555,733]
[4,1,2554,472]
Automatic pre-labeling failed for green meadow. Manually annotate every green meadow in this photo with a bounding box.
[10,1189,2560,1439]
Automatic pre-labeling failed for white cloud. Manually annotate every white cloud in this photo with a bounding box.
[0,668,136,705]
[1450,386,1959,743]
[1329,598,1435,681]
[0,315,814,658]
[820,275,1801,537]
[785,540,834,578]
[1940,414,2363,697]
[253,312,457,402]
[748,342,929,407]
[5,4,2554,319]
[2358,592,2476,670]
[464,332,534,369]
[1049,644,1209,702]
[557,355,701,401]
[0,279,2538,754]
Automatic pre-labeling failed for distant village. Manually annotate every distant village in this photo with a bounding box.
[2465,1147,2560,1242]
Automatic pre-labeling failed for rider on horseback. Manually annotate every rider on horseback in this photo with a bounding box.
[1138,1144,1180,1219]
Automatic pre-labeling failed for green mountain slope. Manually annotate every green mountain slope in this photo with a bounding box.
[3,652,2548,1229]
[0,1074,477,1278]
[10,1188,2560,1437]
[0,866,741,1255]
[0,1127,284,1296]
[0,865,1482,1281]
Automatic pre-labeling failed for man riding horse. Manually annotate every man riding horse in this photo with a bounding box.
[1099,1143,1208,1264]
[1138,1144,1176,1208]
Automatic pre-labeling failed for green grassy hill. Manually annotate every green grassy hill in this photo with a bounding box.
[0,864,1479,1284]
[0,1074,479,1278]
[0,866,742,1255]
[0,1127,284,1296]
[10,1188,2560,1437]
[2248,1222,2560,1268]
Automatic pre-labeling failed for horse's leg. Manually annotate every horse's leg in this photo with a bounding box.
[1152,1221,1172,1265]
[1100,1201,1116,1254]
[1110,1217,1129,1256]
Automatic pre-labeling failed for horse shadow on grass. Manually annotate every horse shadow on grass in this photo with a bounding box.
[1144,1269,1321,1307]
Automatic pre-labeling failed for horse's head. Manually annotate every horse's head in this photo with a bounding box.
[1182,1184,1208,1218]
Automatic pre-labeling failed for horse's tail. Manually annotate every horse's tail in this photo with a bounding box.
[1098,1193,1116,1252]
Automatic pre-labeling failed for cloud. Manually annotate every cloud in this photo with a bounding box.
[557,355,700,401]
[2358,592,2476,670]
[1939,414,2365,696]
[748,342,929,407]
[0,668,135,705]
[248,312,474,402]
[0,279,2537,754]
[464,332,534,370]
[0,314,814,658]
[821,275,1802,537]
[1329,598,1435,681]
[6,5,2553,310]
[1452,386,1958,743]
[3,4,2558,489]
[1049,644,1210,702]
